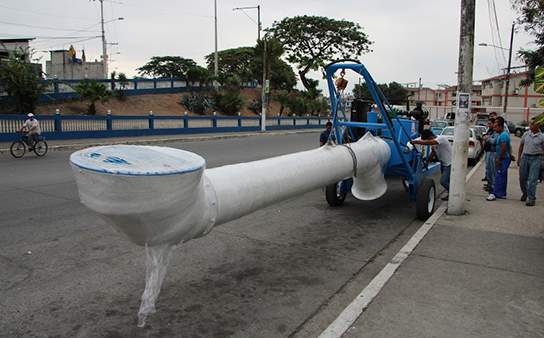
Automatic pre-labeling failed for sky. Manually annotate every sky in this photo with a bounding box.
[0,0,536,93]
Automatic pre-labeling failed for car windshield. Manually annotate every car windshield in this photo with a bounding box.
[441,127,455,136]
[431,121,447,128]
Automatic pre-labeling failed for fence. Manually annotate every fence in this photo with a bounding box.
[0,78,255,105]
[0,113,331,143]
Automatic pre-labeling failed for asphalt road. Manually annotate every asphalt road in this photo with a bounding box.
[0,132,439,337]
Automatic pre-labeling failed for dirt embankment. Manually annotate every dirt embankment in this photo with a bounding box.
[0,88,283,117]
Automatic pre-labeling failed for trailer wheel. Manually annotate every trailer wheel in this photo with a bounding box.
[416,178,436,220]
[326,181,347,206]
[401,177,410,192]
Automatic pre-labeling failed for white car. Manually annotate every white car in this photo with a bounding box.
[440,126,483,165]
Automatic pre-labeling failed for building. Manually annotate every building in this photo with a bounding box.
[480,71,544,109]
[45,49,105,80]
[0,38,43,77]
[406,86,435,107]
[0,38,34,62]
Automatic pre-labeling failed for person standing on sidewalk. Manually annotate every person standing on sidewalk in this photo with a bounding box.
[482,117,497,192]
[517,117,544,206]
[487,117,511,201]
[410,129,452,201]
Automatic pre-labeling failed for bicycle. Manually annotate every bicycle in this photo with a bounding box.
[10,132,48,158]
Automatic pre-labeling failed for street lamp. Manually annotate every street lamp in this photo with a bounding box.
[233,5,261,40]
[477,42,508,51]
[478,23,514,115]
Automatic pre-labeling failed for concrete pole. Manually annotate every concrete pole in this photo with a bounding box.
[257,5,261,40]
[261,36,267,132]
[502,23,515,115]
[448,0,475,214]
[214,0,219,90]
[100,0,108,79]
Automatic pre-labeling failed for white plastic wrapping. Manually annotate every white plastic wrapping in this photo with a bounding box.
[70,145,216,246]
[70,134,391,247]
[206,132,391,225]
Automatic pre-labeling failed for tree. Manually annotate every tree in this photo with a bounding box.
[267,15,372,90]
[205,47,255,83]
[253,38,297,91]
[273,92,291,115]
[353,81,408,105]
[111,71,128,100]
[72,79,113,115]
[511,0,544,85]
[136,56,196,78]
[0,48,48,114]
[186,66,211,91]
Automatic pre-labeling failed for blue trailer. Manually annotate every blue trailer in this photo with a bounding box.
[323,60,441,220]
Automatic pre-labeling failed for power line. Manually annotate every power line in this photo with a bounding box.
[0,4,95,21]
[0,20,100,33]
[108,0,213,18]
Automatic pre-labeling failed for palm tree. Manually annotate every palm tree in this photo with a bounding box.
[255,38,285,99]
[72,80,113,115]
[273,92,291,116]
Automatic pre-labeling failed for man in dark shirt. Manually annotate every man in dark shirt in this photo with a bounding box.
[319,122,336,147]
[482,117,496,192]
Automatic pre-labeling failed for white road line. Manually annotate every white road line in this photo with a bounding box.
[318,160,483,338]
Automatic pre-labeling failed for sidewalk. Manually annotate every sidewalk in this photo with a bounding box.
[333,136,544,337]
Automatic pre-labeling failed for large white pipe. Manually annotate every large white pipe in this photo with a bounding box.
[70,133,391,247]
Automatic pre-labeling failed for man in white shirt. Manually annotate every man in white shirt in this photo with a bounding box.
[517,117,544,206]
[18,113,41,150]
[410,129,453,201]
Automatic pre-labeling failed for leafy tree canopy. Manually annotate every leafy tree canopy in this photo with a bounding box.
[267,15,372,90]
[205,47,255,81]
[0,48,47,114]
[136,56,196,78]
[511,0,544,84]
[353,81,408,105]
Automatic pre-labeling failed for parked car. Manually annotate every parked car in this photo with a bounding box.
[505,120,528,137]
[430,120,450,135]
[476,113,489,126]
[476,125,487,147]
[440,126,483,165]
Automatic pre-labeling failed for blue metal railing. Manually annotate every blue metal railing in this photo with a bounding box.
[0,78,257,104]
[0,114,330,142]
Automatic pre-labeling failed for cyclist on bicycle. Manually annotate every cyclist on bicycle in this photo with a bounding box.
[18,113,41,150]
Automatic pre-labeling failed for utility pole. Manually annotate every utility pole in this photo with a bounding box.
[261,35,267,132]
[99,0,108,79]
[448,0,475,214]
[214,0,219,90]
[503,23,515,115]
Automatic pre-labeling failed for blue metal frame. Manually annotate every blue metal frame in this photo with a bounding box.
[324,60,440,201]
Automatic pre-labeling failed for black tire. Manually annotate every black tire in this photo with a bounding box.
[10,141,26,158]
[401,177,410,192]
[515,128,523,137]
[326,180,348,206]
[416,178,436,220]
[34,140,48,156]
